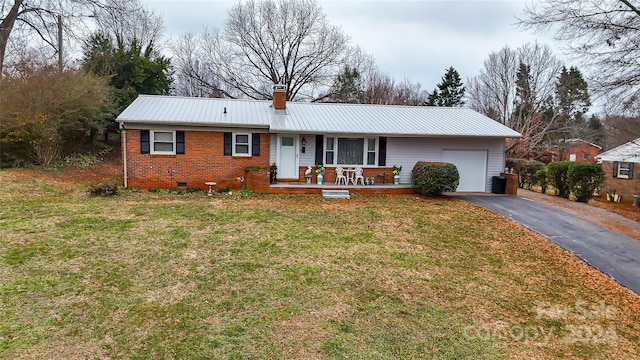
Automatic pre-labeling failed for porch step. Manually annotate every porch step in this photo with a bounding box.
[322,190,351,199]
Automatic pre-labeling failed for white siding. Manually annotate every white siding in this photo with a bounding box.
[386,137,505,192]
[270,133,318,171]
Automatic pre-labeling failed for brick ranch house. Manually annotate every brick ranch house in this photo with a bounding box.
[557,139,601,163]
[597,137,640,204]
[116,85,521,193]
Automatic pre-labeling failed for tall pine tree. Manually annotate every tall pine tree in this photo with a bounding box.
[556,66,590,122]
[427,66,465,106]
[324,65,365,103]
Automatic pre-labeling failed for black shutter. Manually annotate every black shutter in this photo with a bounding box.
[315,135,324,165]
[224,132,232,155]
[176,131,185,154]
[140,130,150,154]
[252,133,261,156]
[629,163,634,179]
[612,161,618,178]
[378,137,387,166]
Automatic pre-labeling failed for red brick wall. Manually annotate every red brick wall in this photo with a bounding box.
[123,130,270,190]
[600,161,640,204]
[560,143,600,163]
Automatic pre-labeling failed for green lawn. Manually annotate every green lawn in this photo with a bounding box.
[1,171,639,359]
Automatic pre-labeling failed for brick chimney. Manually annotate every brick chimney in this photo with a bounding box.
[272,84,287,110]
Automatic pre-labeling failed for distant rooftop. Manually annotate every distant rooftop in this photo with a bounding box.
[597,137,640,163]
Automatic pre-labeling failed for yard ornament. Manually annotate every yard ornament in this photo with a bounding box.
[305,166,312,183]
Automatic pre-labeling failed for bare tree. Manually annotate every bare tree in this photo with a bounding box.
[467,43,570,156]
[93,0,165,51]
[0,0,120,74]
[171,0,351,101]
[171,30,242,98]
[466,45,518,125]
[0,0,161,74]
[517,0,640,115]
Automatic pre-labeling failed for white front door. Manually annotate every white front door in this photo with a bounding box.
[442,150,488,192]
[278,135,298,179]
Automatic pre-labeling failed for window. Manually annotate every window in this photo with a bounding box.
[325,136,377,166]
[233,133,251,156]
[582,153,592,160]
[617,162,632,179]
[151,130,175,154]
[325,137,335,164]
[367,138,376,165]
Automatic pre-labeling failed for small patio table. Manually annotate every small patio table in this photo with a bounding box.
[343,168,356,185]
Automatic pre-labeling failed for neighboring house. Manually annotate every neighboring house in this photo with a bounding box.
[597,137,640,204]
[558,139,601,163]
[116,85,521,193]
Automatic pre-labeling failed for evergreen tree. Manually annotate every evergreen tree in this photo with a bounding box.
[556,66,590,122]
[82,32,173,136]
[325,65,365,103]
[512,62,535,131]
[427,67,465,106]
[554,66,592,141]
[81,32,173,112]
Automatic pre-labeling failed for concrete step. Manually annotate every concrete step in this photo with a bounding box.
[322,190,350,199]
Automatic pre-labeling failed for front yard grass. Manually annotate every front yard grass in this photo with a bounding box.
[1,170,639,359]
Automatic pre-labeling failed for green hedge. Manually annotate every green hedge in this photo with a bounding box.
[547,161,573,199]
[567,163,605,203]
[506,158,545,189]
[411,161,459,195]
[535,169,548,194]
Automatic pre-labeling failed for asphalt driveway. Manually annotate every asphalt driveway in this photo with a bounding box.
[457,194,640,296]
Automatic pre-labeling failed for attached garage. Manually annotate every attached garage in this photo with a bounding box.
[442,150,488,192]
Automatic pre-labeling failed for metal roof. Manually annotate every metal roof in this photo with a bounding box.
[117,95,272,128]
[597,137,640,163]
[117,95,521,138]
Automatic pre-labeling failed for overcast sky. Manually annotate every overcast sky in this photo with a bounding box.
[141,0,557,91]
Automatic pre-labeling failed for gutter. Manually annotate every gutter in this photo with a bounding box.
[120,123,128,188]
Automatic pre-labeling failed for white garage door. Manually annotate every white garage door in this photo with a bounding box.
[442,150,488,192]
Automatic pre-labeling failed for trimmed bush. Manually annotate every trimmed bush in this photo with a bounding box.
[547,161,572,199]
[568,163,605,203]
[411,161,459,195]
[506,158,545,189]
[522,161,545,189]
[535,169,548,194]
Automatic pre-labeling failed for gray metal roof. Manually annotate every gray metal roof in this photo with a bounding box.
[117,95,272,128]
[117,95,521,138]
[597,137,640,163]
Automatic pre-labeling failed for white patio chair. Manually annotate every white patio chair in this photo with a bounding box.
[354,167,365,185]
[335,166,348,185]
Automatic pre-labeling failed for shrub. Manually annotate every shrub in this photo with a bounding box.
[547,161,573,199]
[411,161,460,195]
[522,161,545,190]
[147,187,162,193]
[535,169,548,194]
[186,186,201,193]
[568,163,605,203]
[64,153,99,167]
[217,186,231,193]
[88,183,118,196]
[505,158,528,187]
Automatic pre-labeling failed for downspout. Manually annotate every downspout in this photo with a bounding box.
[120,123,128,188]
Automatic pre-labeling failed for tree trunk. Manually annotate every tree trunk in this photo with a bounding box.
[0,0,24,75]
